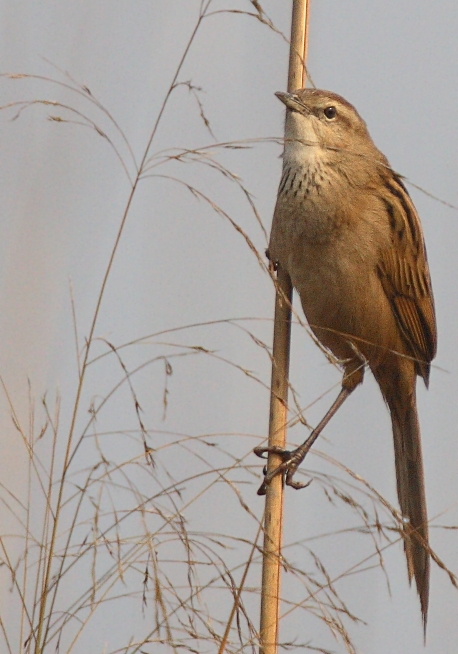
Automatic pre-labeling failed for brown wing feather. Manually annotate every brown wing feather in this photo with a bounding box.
[377,175,437,385]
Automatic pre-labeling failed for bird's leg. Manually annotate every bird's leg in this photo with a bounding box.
[255,363,364,495]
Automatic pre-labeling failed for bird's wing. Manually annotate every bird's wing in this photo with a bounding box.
[377,175,437,385]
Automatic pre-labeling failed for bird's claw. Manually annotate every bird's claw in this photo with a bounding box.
[253,445,311,495]
[254,445,294,463]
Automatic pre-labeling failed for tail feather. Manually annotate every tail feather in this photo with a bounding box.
[390,397,429,630]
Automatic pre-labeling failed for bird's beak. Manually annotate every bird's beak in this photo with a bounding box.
[275,91,305,113]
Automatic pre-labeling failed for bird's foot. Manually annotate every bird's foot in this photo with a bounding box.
[253,444,311,495]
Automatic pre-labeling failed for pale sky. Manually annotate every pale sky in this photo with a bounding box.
[0,2,457,653]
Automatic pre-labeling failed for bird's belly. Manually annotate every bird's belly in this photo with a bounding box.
[269,186,402,366]
[287,238,398,366]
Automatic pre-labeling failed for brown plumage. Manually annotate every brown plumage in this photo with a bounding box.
[256,88,436,628]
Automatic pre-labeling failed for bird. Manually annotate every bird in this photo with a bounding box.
[254,88,436,628]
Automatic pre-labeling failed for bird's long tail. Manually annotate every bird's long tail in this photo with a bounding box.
[386,386,429,629]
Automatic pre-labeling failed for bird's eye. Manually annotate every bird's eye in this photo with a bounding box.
[324,106,336,119]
